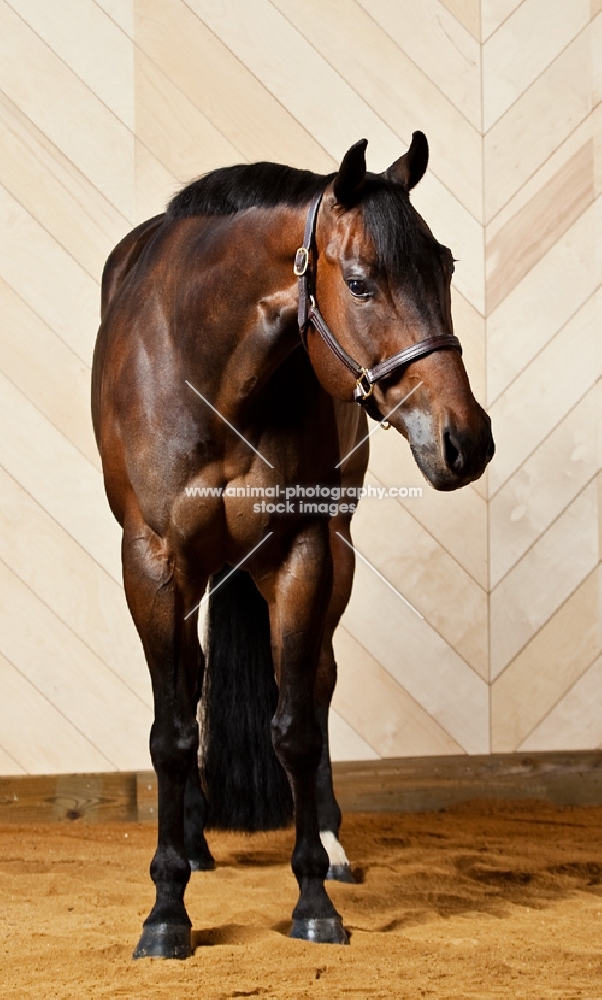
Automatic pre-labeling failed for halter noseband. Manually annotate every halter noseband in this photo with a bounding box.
[294,191,463,420]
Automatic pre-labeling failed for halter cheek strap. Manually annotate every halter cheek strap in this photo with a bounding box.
[294,191,463,418]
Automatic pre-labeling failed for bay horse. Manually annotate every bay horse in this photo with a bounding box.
[91,133,494,958]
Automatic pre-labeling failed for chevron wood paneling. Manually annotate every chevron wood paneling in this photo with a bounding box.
[0,280,99,468]
[358,0,482,130]
[487,211,598,405]
[271,0,483,220]
[134,49,241,185]
[8,0,135,130]
[482,0,590,131]
[135,0,334,174]
[491,569,599,750]
[521,654,602,751]
[368,427,488,590]
[0,1,598,773]
[332,626,465,756]
[0,467,151,704]
[486,7,600,749]
[484,30,593,223]
[328,707,379,763]
[490,483,599,679]
[481,0,523,40]
[0,91,129,282]
[486,141,594,315]
[439,0,480,41]
[0,186,100,363]
[338,559,489,754]
[489,387,598,588]
[0,2,135,217]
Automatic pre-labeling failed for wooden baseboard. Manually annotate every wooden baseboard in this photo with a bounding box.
[1,751,602,824]
[0,772,138,824]
[331,751,602,813]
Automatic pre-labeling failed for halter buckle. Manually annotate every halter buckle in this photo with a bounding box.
[293,247,309,276]
[355,369,374,401]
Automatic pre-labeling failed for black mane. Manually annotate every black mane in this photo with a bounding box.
[167,161,446,288]
[167,162,334,219]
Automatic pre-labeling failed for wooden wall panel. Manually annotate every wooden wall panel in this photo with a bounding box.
[491,570,600,751]
[134,0,334,173]
[0,186,100,363]
[486,11,600,744]
[0,280,99,468]
[489,388,598,588]
[95,0,134,38]
[358,0,482,129]
[0,373,122,583]
[0,468,151,704]
[0,652,111,773]
[482,0,590,130]
[481,0,523,40]
[487,210,597,404]
[7,0,135,130]
[0,1,598,774]
[134,50,241,185]
[0,92,129,282]
[0,1,135,218]
[271,0,483,219]
[341,560,489,754]
[484,31,593,222]
[439,0,480,40]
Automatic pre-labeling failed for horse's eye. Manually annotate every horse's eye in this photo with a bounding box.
[347,278,371,299]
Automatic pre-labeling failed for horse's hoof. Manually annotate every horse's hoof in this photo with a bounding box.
[290,917,348,945]
[326,864,356,884]
[132,922,192,960]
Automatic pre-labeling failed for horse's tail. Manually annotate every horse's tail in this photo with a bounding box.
[199,568,293,831]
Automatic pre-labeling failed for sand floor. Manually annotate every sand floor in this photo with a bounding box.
[2,800,602,998]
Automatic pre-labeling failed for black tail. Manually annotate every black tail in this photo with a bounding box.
[199,567,293,831]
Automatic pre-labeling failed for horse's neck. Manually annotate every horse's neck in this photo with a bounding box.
[199,206,307,403]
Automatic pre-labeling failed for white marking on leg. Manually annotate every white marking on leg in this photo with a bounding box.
[320,830,350,867]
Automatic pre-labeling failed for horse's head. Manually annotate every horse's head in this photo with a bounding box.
[305,135,494,490]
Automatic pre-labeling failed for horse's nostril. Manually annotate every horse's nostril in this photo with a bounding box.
[443,429,464,472]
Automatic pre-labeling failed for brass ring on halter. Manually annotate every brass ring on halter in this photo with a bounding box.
[293,247,309,276]
[356,369,374,400]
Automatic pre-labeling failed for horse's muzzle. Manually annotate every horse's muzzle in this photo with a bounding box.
[411,407,494,491]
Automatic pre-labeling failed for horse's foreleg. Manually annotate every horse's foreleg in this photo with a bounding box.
[316,659,354,884]
[122,513,203,960]
[316,518,356,883]
[262,523,348,945]
[184,765,214,872]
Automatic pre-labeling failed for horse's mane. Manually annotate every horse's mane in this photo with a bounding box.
[167,161,443,285]
[167,163,335,219]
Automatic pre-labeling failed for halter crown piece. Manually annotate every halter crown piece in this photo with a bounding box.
[294,191,463,422]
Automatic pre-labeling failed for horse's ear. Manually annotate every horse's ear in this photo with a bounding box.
[333,139,368,205]
[386,131,429,192]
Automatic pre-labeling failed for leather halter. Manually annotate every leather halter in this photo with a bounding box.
[294,190,463,421]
